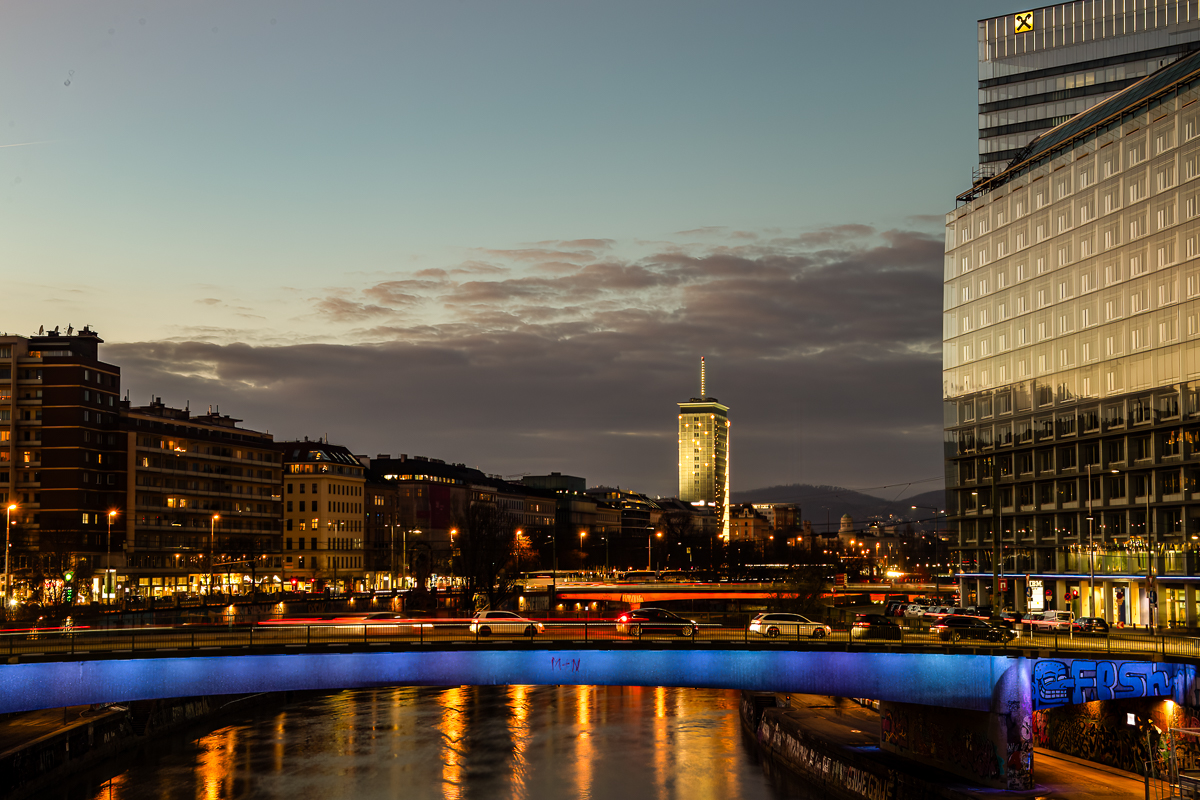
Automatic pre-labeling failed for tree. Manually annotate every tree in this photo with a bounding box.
[768,563,830,619]
[452,500,518,612]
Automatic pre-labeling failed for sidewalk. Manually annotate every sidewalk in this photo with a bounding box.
[782,695,1148,799]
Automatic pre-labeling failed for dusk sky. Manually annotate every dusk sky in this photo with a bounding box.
[1,2,1030,499]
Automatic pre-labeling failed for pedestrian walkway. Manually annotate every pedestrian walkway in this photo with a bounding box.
[783,694,1148,799]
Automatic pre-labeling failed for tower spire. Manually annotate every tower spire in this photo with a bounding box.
[700,356,706,398]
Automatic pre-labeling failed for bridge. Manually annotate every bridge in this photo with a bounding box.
[2,622,1197,790]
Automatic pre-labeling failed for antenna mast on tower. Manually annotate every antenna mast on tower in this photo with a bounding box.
[700,356,706,398]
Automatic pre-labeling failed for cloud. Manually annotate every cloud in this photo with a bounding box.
[314,297,399,322]
[108,223,944,496]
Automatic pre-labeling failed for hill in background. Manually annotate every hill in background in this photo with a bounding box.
[731,483,945,532]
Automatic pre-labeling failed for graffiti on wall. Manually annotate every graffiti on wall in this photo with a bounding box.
[1032,659,1196,709]
[880,703,1002,784]
[758,716,893,800]
[1033,697,1200,776]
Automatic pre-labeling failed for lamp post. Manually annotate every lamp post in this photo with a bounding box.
[1146,476,1156,631]
[209,514,219,597]
[4,504,16,617]
[579,530,586,569]
[1086,464,1095,619]
[990,456,1001,610]
[389,522,395,592]
[647,529,662,571]
[106,510,117,605]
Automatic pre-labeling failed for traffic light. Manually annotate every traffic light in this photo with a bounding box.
[63,571,74,604]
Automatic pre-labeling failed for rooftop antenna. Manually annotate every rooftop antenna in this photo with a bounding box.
[700,355,706,398]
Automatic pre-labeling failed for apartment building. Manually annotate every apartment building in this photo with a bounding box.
[282,441,366,592]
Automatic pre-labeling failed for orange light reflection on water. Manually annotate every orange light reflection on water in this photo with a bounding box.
[195,726,239,800]
[574,686,594,799]
[440,686,468,800]
[508,685,531,800]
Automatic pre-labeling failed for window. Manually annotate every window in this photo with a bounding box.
[1159,242,1177,267]
[1160,281,1178,305]
[1158,205,1177,230]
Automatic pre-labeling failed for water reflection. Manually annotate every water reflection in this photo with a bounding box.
[62,686,807,800]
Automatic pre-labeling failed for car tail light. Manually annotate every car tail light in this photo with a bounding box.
[618,615,627,622]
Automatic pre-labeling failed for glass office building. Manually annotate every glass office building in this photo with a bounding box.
[946,49,1200,626]
[978,2,1200,178]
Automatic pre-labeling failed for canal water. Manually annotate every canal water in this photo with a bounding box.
[55,686,817,800]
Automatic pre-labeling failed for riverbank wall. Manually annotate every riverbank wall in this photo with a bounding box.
[740,692,1010,800]
[0,693,278,800]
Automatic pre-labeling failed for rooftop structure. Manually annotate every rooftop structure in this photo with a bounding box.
[976,2,1200,179]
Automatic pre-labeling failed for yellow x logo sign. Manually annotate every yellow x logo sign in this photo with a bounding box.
[1014,12,1035,33]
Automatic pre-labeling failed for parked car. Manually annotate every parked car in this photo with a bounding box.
[468,610,544,637]
[615,608,698,637]
[1031,610,1077,632]
[850,614,901,641]
[903,604,929,619]
[996,610,1024,627]
[1076,617,1110,634]
[933,615,1015,643]
[748,613,831,639]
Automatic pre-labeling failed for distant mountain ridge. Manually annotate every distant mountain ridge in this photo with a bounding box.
[730,483,945,529]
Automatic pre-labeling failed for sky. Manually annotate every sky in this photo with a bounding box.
[0,1,1032,499]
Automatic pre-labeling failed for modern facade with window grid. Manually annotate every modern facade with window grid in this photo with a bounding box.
[677,358,730,540]
[947,49,1200,626]
[977,2,1200,178]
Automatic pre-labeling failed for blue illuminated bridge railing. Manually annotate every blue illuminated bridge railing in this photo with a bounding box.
[1,623,1199,716]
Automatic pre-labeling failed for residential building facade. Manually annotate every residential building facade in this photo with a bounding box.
[282,441,366,593]
[0,327,125,602]
[123,400,283,597]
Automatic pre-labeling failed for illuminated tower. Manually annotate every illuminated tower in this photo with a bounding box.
[678,356,730,539]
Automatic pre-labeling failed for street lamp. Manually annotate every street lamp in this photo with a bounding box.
[4,504,16,615]
[1086,464,1096,619]
[579,530,586,569]
[106,510,118,605]
[388,522,395,592]
[647,529,662,571]
[210,514,220,597]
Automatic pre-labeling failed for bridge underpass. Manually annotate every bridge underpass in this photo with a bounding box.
[1,647,1194,790]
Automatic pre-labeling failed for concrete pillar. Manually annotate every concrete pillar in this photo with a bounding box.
[1102,580,1113,622]
[1187,584,1197,629]
[1055,578,1068,611]
[1015,577,1027,613]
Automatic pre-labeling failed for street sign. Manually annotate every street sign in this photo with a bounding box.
[1000,579,1008,591]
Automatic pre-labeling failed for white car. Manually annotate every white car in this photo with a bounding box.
[903,604,928,619]
[469,610,545,637]
[748,612,831,639]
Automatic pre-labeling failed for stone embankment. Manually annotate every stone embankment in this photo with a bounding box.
[742,692,1067,800]
[0,693,278,799]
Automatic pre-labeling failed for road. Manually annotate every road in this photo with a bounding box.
[2,617,1197,660]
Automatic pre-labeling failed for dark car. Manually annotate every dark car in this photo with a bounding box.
[850,614,901,641]
[985,616,1019,640]
[933,614,1015,643]
[1077,617,1110,634]
[615,608,698,637]
[997,611,1025,629]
